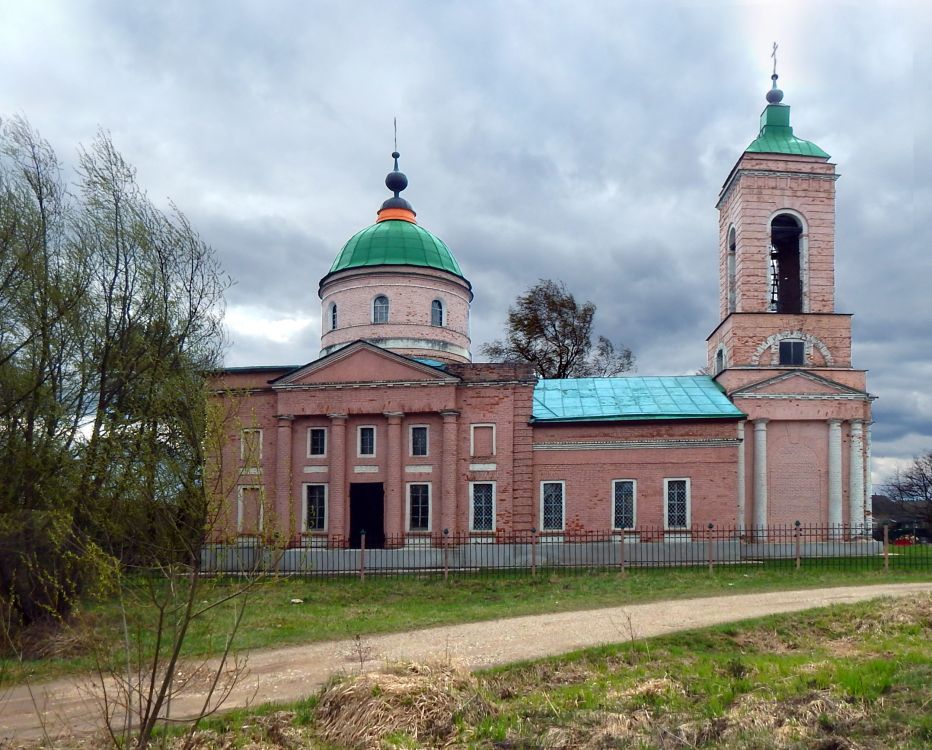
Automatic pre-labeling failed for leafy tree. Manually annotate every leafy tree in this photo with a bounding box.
[884,451,932,525]
[0,116,229,636]
[481,279,635,378]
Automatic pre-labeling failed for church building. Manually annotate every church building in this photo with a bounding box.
[212,75,873,548]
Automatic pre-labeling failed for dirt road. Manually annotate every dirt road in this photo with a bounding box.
[3,581,931,743]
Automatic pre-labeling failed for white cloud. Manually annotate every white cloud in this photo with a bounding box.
[225,305,313,346]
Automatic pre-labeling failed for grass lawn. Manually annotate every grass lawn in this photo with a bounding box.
[168,593,932,749]
[2,562,930,687]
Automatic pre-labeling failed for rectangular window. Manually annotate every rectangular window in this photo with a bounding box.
[540,481,565,531]
[358,425,376,457]
[612,480,636,530]
[470,424,496,457]
[240,429,262,464]
[410,425,429,457]
[305,484,327,531]
[237,485,263,534]
[470,482,495,532]
[307,427,327,457]
[408,483,431,531]
[664,478,690,529]
[779,340,805,365]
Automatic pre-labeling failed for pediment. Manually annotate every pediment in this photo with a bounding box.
[732,371,866,398]
[270,341,459,387]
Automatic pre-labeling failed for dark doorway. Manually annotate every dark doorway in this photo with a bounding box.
[349,482,385,549]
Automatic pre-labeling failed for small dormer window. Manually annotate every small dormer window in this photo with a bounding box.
[373,295,389,323]
[779,339,805,366]
[329,303,337,330]
[431,299,443,327]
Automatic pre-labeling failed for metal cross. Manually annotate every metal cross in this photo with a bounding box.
[771,42,778,76]
[394,117,398,153]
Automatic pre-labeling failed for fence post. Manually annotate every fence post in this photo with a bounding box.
[707,523,714,574]
[794,520,801,570]
[443,528,450,582]
[883,523,889,573]
[359,529,366,582]
[531,527,537,578]
[620,528,627,576]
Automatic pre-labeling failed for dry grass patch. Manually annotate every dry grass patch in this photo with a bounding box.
[851,592,932,634]
[488,660,596,699]
[313,661,491,749]
[11,612,104,661]
[730,627,798,654]
[720,689,869,748]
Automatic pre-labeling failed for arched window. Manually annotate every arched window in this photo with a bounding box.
[431,299,443,327]
[769,214,803,314]
[715,348,725,374]
[727,226,737,313]
[373,295,389,323]
[329,303,337,330]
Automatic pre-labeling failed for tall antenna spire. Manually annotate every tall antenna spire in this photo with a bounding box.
[766,42,785,104]
[393,116,398,153]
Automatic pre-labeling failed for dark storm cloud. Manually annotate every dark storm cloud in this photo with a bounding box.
[2,0,929,481]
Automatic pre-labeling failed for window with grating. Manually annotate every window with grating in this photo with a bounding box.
[306,484,327,531]
[613,480,636,529]
[409,484,430,531]
[471,482,495,531]
[666,479,689,528]
[541,481,564,531]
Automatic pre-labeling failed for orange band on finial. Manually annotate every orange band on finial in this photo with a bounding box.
[376,207,417,223]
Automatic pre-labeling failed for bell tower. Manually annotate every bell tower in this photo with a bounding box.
[706,62,873,533]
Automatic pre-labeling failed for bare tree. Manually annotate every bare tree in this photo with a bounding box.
[884,451,932,526]
[481,279,635,378]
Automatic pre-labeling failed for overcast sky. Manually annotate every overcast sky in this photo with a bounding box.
[2,0,929,485]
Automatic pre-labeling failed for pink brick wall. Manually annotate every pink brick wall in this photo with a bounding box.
[707,313,853,371]
[532,421,740,533]
[319,266,472,362]
[716,152,837,321]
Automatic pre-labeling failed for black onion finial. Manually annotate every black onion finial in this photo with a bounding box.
[385,151,408,197]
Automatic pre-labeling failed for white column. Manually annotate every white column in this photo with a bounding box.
[753,419,768,533]
[865,421,873,523]
[827,419,843,535]
[848,420,865,535]
[736,421,746,533]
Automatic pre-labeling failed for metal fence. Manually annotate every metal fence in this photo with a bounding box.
[200,524,932,578]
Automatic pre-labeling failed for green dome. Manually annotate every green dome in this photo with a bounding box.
[326,219,465,278]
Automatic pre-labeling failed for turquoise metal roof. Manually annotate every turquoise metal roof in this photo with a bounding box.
[532,376,744,422]
[413,357,448,369]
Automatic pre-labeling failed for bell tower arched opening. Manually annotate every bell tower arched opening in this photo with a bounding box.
[769,213,803,314]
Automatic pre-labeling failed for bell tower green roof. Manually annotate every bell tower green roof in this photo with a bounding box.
[745,64,829,159]
[746,102,830,159]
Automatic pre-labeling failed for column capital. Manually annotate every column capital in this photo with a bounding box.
[827,418,843,427]
[327,413,347,423]
[383,411,404,423]
[753,418,769,429]
[849,419,864,429]
[275,414,295,422]
[440,410,460,420]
